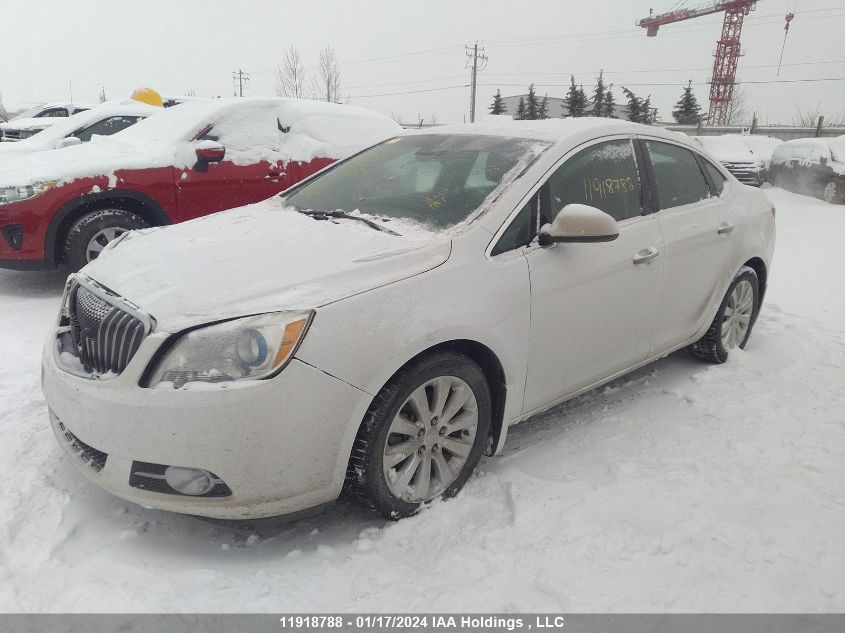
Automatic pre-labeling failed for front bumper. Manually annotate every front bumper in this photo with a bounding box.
[42,331,373,519]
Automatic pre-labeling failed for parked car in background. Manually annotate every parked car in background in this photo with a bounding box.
[0,100,160,159]
[725,134,783,172]
[769,137,845,203]
[0,102,96,142]
[0,97,401,271]
[691,135,765,186]
[41,119,775,520]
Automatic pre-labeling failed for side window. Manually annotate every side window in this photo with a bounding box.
[491,195,537,255]
[702,159,726,196]
[645,141,712,209]
[546,139,642,222]
[72,116,143,142]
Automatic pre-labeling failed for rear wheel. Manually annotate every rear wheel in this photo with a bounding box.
[346,352,492,519]
[689,267,759,364]
[63,208,149,272]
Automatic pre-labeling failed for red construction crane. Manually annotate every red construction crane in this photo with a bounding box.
[638,1,758,125]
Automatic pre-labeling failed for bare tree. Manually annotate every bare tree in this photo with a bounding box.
[793,100,823,127]
[0,92,7,122]
[312,46,342,103]
[98,87,107,103]
[726,85,752,126]
[186,88,196,97]
[275,45,308,99]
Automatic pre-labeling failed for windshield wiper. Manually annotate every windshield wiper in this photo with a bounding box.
[297,209,401,236]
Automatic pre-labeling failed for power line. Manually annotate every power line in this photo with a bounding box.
[465,42,488,123]
[232,69,251,97]
[348,84,469,99]
[480,77,845,89]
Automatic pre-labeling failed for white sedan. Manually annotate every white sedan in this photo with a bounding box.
[41,119,775,520]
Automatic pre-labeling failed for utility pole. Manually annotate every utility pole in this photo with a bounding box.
[465,42,487,123]
[232,69,251,97]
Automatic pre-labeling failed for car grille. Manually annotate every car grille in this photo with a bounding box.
[1,129,22,141]
[55,418,108,473]
[67,283,146,375]
[723,161,762,186]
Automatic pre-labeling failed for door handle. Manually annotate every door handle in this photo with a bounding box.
[717,222,735,235]
[633,247,659,265]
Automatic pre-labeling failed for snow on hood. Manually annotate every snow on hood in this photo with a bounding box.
[0,97,400,189]
[0,117,60,132]
[81,197,450,331]
[692,136,759,163]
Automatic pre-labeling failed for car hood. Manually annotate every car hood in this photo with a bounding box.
[82,198,451,331]
[0,117,59,132]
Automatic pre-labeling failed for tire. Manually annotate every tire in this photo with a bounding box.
[689,267,760,364]
[63,208,149,272]
[346,352,492,519]
[822,179,842,204]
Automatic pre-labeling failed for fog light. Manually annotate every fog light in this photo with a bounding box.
[164,466,215,496]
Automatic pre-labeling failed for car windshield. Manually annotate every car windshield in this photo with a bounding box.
[828,139,845,162]
[284,134,546,229]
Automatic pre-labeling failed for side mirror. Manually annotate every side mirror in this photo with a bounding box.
[195,141,225,163]
[820,156,828,167]
[59,136,82,148]
[538,204,619,246]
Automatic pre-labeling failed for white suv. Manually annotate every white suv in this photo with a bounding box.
[42,119,775,520]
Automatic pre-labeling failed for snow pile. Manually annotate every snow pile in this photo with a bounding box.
[0,188,843,611]
[691,135,759,164]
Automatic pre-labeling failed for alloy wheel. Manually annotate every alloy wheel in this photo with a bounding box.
[86,227,127,262]
[823,181,838,204]
[382,376,478,503]
[721,279,754,349]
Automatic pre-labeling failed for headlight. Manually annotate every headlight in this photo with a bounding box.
[0,181,57,205]
[146,311,313,389]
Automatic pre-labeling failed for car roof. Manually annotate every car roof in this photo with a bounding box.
[407,118,689,146]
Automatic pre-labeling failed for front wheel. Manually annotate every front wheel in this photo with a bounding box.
[346,352,492,519]
[63,208,149,272]
[689,267,760,364]
[823,179,842,204]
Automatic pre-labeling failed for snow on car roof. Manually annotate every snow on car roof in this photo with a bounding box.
[0,98,400,189]
[421,117,684,145]
[0,100,160,146]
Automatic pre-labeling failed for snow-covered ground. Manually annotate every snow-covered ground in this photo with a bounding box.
[1,187,843,612]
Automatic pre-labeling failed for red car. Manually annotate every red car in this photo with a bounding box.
[0,98,401,271]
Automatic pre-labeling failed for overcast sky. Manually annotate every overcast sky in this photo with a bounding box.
[4,0,844,125]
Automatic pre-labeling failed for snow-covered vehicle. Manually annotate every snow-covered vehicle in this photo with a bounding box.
[0,99,160,158]
[725,134,783,171]
[691,135,765,186]
[0,97,401,271]
[0,102,96,142]
[769,137,845,204]
[42,119,776,520]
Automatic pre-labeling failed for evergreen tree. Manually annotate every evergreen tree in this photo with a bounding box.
[515,96,526,120]
[672,80,703,124]
[489,89,507,115]
[622,86,643,123]
[590,70,606,117]
[602,83,616,118]
[563,75,587,117]
[525,84,539,120]
[641,95,656,124]
[538,95,549,119]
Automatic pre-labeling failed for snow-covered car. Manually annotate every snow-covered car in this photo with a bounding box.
[769,137,845,204]
[724,134,783,172]
[42,119,776,520]
[0,99,160,158]
[691,135,765,186]
[0,97,401,271]
[0,102,96,142]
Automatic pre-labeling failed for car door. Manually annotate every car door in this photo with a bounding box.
[175,105,290,221]
[519,137,664,413]
[641,138,734,353]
